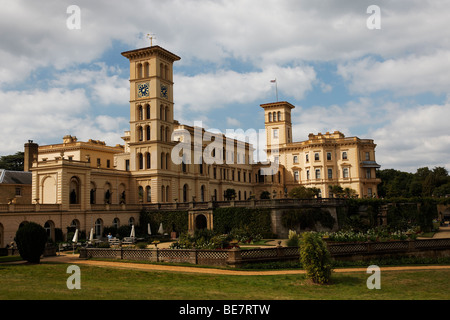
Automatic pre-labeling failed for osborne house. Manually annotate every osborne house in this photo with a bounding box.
[0,45,381,245]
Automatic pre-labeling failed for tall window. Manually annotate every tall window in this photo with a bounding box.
[314,152,320,161]
[366,168,372,179]
[365,152,370,160]
[183,184,188,203]
[294,170,299,182]
[293,155,298,163]
[342,151,348,160]
[146,186,151,203]
[343,168,349,178]
[315,169,321,179]
[273,129,278,139]
[328,168,333,179]
[306,169,310,180]
[327,152,332,161]
[146,153,151,169]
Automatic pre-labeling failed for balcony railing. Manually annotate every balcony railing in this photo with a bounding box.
[0,198,347,214]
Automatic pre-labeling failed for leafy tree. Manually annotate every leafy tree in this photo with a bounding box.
[0,151,24,171]
[224,188,236,200]
[328,185,344,198]
[260,191,271,199]
[288,186,316,199]
[15,222,48,263]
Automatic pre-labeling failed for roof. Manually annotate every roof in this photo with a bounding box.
[0,169,32,185]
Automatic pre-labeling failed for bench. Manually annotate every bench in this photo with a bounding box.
[121,237,136,245]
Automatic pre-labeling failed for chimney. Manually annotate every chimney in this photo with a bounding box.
[24,140,39,172]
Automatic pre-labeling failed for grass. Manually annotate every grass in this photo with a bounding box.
[0,261,449,300]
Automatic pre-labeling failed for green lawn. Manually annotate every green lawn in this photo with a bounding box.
[0,262,449,300]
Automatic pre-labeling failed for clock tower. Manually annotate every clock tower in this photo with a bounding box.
[121,45,180,202]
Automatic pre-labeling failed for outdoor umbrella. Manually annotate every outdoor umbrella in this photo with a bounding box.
[130,225,135,238]
[158,223,164,235]
[89,228,94,244]
[72,229,79,254]
[148,223,152,235]
[72,229,79,242]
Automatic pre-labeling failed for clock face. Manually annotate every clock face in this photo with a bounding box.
[160,85,168,99]
[137,82,149,98]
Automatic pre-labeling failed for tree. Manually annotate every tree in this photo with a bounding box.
[288,186,316,199]
[299,232,333,284]
[328,185,344,198]
[224,188,236,200]
[0,151,24,171]
[15,222,48,263]
[260,191,270,199]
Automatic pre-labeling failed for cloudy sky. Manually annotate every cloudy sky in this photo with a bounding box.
[1,0,449,172]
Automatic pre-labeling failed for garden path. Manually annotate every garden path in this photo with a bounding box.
[40,253,450,276]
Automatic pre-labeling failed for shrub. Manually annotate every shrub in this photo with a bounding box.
[286,230,300,247]
[299,232,333,284]
[15,222,48,263]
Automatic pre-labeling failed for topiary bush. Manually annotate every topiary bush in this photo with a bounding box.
[299,232,333,284]
[15,222,48,263]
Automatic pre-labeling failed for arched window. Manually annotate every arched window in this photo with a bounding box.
[143,62,149,78]
[146,152,151,169]
[90,182,96,204]
[146,186,151,203]
[268,112,272,122]
[138,153,143,170]
[165,107,169,121]
[137,63,142,79]
[146,104,150,119]
[160,152,164,169]
[146,125,151,140]
[69,176,80,204]
[95,218,103,237]
[183,184,188,203]
[113,218,120,229]
[277,111,281,121]
[201,185,205,202]
[273,112,277,122]
[160,63,164,79]
[44,221,54,240]
[138,126,143,141]
[138,186,144,202]
[138,105,143,120]
[166,185,170,202]
[165,153,169,171]
[161,185,165,203]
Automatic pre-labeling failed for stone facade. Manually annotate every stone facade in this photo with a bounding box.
[0,44,381,246]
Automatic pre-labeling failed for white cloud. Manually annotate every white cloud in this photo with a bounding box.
[337,51,450,95]
[370,103,450,172]
[226,117,241,128]
[175,65,316,114]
